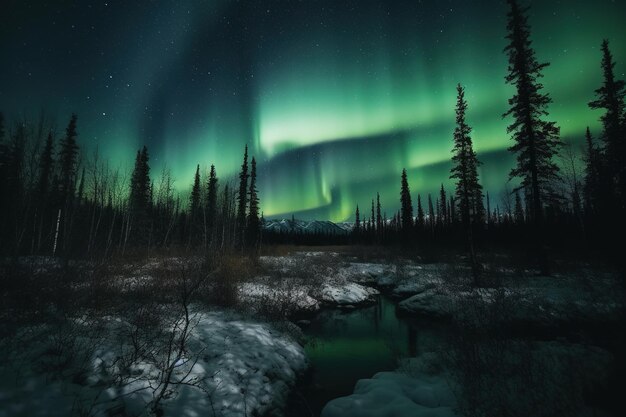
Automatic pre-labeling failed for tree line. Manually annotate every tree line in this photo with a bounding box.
[0,112,261,257]
[351,0,626,276]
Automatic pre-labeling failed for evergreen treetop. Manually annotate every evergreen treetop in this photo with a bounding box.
[503,0,560,224]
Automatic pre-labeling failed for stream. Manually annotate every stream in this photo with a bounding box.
[286,295,446,417]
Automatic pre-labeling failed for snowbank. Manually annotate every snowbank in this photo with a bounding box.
[320,282,379,306]
[390,264,449,299]
[0,310,307,417]
[397,289,453,318]
[321,355,460,417]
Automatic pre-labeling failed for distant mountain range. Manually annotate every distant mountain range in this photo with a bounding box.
[263,219,353,235]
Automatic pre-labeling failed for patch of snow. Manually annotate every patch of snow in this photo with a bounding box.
[239,281,320,314]
[321,354,460,417]
[320,282,379,306]
[391,280,437,299]
[337,263,395,285]
[397,289,452,319]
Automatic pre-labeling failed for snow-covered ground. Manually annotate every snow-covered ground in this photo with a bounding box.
[321,340,613,417]
[321,354,460,417]
[4,253,621,417]
[334,262,396,286]
[247,253,383,313]
[239,281,321,315]
[254,253,623,327]
[0,310,306,417]
[395,273,624,327]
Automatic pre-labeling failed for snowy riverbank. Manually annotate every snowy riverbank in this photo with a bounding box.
[0,310,307,417]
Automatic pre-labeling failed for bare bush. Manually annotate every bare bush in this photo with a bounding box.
[203,252,249,307]
[244,252,339,320]
[440,279,612,417]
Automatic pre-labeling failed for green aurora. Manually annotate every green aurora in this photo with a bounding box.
[1,0,624,221]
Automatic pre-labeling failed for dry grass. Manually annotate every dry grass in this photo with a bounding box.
[436,265,616,417]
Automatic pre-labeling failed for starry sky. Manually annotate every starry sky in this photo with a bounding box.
[1,0,625,221]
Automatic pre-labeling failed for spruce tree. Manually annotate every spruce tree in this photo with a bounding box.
[376,192,382,235]
[2,123,27,252]
[206,164,218,239]
[246,157,260,249]
[439,184,447,224]
[130,150,141,208]
[236,145,249,247]
[514,191,525,225]
[450,84,484,282]
[141,147,151,208]
[449,196,456,225]
[589,40,626,209]
[129,146,151,243]
[58,114,80,203]
[6,124,26,208]
[486,192,492,228]
[400,168,414,235]
[435,197,442,228]
[450,84,483,228]
[474,189,485,225]
[504,0,560,227]
[190,164,201,217]
[189,164,202,244]
[416,194,425,229]
[524,187,532,223]
[33,131,55,252]
[371,199,376,233]
[583,127,599,214]
[220,183,231,246]
[38,132,54,197]
[427,194,435,231]
[354,205,361,233]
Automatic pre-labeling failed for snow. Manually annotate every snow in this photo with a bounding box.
[336,262,395,286]
[258,251,339,275]
[390,264,448,299]
[238,278,378,313]
[263,219,349,235]
[393,266,624,326]
[0,310,307,417]
[397,288,452,318]
[253,254,382,310]
[321,354,460,417]
[320,282,379,306]
[5,254,620,417]
[239,281,321,315]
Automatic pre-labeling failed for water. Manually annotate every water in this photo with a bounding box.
[286,295,444,416]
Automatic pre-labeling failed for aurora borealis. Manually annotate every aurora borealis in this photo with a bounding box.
[1,0,625,221]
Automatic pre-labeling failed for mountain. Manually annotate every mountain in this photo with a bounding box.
[263,219,352,235]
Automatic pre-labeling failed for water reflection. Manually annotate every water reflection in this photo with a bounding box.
[288,295,444,416]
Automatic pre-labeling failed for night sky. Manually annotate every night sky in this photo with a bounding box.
[1,0,625,221]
